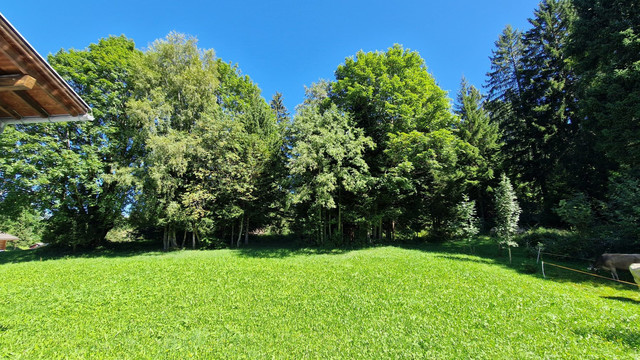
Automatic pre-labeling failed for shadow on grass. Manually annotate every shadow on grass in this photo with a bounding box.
[431,254,498,265]
[1,234,637,294]
[574,327,640,349]
[393,240,640,291]
[0,240,165,265]
[601,296,640,305]
[236,246,352,259]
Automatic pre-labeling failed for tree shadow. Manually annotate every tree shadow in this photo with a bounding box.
[573,327,640,349]
[393,240,640,290]
[601,296,640,305]
[431,254,498,265]
[0,240,165,265]
[235,243,360,259]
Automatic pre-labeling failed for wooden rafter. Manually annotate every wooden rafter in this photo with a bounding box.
[0,74,35,91]
[0,97,21,119]
[0,35,83,116]
[14,90,49,117]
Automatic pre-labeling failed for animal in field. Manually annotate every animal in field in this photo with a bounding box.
[589,253,640,280]
[630,263,640,286]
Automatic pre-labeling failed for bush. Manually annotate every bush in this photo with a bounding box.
[604,169,640,248]
[554,192,593,232]
[518,227,600,259]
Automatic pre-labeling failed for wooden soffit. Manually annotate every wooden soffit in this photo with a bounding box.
[0,12,91,125]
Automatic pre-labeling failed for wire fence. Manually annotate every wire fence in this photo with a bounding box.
[535,247,639,287]
[541,261,639,287]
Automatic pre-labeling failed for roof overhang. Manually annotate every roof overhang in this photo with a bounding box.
[0,12,93,134]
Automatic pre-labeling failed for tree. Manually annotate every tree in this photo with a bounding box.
[128,32,220,248]
[518,0,577,220]
[330,44,455,239]
[289,82,373,244]
[486,1,578,223]
[0,36,140,248]
[216,61,284,245]
[494,174,521,264]
[570,0,640,166]
[332,44,454,144]
[385,129,478,237]
[452,195,480,253]
[485,25,525,126]
[270,92,290,123]
[455,78,501,220]
[129,33,284,248]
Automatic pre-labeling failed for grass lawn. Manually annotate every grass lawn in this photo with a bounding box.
[0,242,638,359]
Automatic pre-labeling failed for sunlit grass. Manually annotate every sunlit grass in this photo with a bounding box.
[0,244,638,359]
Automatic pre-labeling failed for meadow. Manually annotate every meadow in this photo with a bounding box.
[0,242,638,359]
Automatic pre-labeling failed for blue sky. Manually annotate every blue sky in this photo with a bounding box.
[3,1,540,112]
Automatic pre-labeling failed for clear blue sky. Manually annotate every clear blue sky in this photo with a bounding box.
[3,1,540,112]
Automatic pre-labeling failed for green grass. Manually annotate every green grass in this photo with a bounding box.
[0,242,638,359]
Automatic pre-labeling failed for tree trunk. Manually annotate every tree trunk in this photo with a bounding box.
[338,201,342,237]
[244,216,249,245]
[237,215,244,248]
[231,222,234,247]
[170,229,178,248]
[163,226,168,250]
[182,230,187,248]
[320,209,327,244]
[192,231,196,250]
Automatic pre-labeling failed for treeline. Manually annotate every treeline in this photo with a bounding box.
[0,0,638,254]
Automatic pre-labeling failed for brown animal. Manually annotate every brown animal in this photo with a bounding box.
[589,253,640,280]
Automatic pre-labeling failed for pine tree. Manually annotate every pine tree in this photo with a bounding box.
[453,195,480,253]
[494,174,521,264]
[570,0,640,166]
[486,0,578,223]
[518,0,577,220]
[270,91,290,123]
[455,78,501,220]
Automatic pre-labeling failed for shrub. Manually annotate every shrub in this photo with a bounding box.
[554,192,593,232]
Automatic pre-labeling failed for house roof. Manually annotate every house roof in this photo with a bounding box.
[0,233,19,241]
[0,12,92,131]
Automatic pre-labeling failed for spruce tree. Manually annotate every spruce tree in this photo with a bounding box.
[494,174,521,264]
[455,79,501,220]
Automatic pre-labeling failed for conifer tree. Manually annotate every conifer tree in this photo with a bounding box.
[455,78,501,220]
[494,174,521,264]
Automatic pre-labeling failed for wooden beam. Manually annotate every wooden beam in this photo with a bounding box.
[0,39,82,115]
[0,98,21,119]
[41,85,79,116]
[0,74,35,91]
[14,90,48,117]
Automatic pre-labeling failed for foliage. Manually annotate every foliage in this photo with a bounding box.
[0,36,140,248]
[451,195,480,250]
[554,192,593,232]
[494,174,521,251]
[288,82,373,244]
[486,1,578,223]
[385,130,478,237]
[454,78,500,221]
[0,209,43,248]
[329,44,459,240]
[270,91,290,123]
[332,44,454,141]
[519,227,598,258]
[604,169,640,248]
[570,0,640,166]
